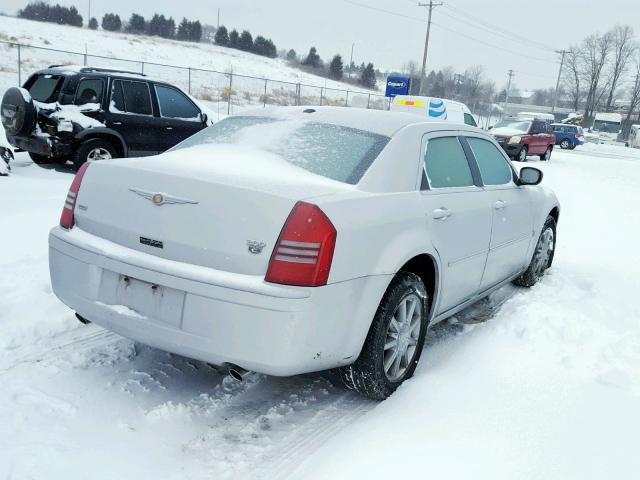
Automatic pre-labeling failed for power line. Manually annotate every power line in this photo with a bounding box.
[442,3,555,51]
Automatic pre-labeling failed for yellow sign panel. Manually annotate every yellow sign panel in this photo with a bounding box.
[396,100,424,107]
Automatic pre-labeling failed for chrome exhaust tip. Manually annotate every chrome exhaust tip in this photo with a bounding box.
[226,364,252,382]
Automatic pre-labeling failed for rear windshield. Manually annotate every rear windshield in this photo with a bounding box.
[26,74,63,103]
[170,116,390,184]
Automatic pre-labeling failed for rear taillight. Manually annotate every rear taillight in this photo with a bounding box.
[60,163,90,229]
[265,201,337,287]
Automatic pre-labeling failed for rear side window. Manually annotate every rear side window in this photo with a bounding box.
[75,78,104,105]
[27,74,63,103]
[424,137,474,189]
[464,113,477,127]
[155,85,200,120]
[109,80,152,115]
[466,137,513,186]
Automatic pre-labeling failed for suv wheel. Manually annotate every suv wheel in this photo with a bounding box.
[1,87,37,137]
[540,146,553,161]
[514,216,556,287]
[559,139,571,149]
[73,139,116,168]
[29,152,61,165]
[339,272,429,400]
[516,145,528,162]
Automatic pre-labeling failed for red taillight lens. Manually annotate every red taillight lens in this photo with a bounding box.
[60,163,90,229]
[265,201,337,287]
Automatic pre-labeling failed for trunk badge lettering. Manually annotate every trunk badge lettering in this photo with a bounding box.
[129,188,199,206]
[247,240,266,254]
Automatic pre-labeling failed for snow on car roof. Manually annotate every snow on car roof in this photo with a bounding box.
[240,106,475,137]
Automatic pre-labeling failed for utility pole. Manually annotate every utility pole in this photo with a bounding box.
[87,0,91,28]
[217,8,220,29]
[551,49,566,114]
[504,69,515,113]
[418,1,443,95]
[349,43,355,79]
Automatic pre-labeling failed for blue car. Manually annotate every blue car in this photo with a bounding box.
[551,123,584,149]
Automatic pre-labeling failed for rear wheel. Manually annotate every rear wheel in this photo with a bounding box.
[514,216,556,287]
[516,145,528,162]
[540,146,553,161]
[559,139,571,149]
[73,138,116,169]
[29,152,57,165]
[339,272,429,400]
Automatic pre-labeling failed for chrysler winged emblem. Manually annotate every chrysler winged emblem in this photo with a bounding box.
[247,240,267,254]
[129,188,199,206]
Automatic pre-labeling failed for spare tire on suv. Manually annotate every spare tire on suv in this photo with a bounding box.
[1,87,37,137]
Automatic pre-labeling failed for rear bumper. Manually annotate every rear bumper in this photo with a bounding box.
[48,226,390,376]
[7,134,72,157]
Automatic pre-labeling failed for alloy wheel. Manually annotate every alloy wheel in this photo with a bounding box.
[87,147,112,162]
[383,294,422,382]
[533,227,554,279]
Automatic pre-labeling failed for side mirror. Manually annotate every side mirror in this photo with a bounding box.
[519,167,543,186]
[200,112,208,124]
[488,125,494,130]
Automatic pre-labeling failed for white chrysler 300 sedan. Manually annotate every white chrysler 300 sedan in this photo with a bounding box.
[49,107,559,399]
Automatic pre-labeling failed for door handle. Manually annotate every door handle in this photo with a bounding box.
[165,126,174,130]
[111,122,122,126]
[494,200,507,210]
[432,208,452,220]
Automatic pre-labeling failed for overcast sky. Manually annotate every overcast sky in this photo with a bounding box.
[2,0,638,90]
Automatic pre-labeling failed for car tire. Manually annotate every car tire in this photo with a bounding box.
[540,146,552,161]
[569,144,576,150]
[73,138,116,169]
[560,139,571,149]
[29,152,62,165]
[339,272,429,400]
[513,216,556,288]
[516,145,528,162]
[1,87,37,137]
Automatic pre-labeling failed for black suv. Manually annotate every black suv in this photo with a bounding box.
[1,66,210,168]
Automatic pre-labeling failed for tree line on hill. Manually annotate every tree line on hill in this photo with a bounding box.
[18,2,82,27]
[214,26,277,59]
[285,46,377,89]
[101,12,202,42]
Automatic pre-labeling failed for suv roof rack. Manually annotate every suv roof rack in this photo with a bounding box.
[79,66,146,77]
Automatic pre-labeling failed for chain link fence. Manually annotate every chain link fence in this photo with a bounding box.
[0,40,390,116]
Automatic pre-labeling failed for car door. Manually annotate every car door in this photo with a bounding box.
[419,133,493,313]
[530,120,548,154]
[153,84,207,152]
[106,78,165,156]
[463,135,534,289]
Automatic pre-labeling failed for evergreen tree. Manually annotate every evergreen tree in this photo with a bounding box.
[302,47,321,68]
[238,30,253,51]
[125,13,146,34]
[176,17,190,40]
[190,20,202,41]
[360,62,376,89]
[329,54,343,80]
[214,25,229,46]
[19,2,83,27]
[88,17,98,29]
[101,13,122,32]
[229,29,240,48]
[286,49,297,61]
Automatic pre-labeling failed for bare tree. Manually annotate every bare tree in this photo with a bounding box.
[581,32,613,121]
[623,55,640,137]
[440,66,456,99]
[605,25,636,111]
[563,46,583,111]
[461,65,484,109]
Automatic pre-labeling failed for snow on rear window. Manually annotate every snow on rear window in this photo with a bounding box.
[169,116,389,184]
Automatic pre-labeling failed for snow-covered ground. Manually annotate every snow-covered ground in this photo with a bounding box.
[0,15,385,116]
[1,144,639,479]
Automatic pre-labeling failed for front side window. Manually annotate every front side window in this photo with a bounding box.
[423,136,474,189]
[466,137,513,186]
[464,113,477,127]
[109,80,152,115]
[75,78,104,105]
[155,85,200,120]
